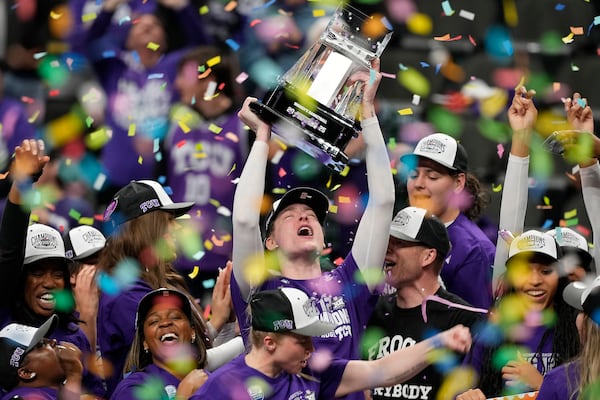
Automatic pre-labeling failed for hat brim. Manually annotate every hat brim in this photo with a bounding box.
[72,246,104,261]
[400,153,458,172]
[265,188,329,234]
[24,255,70,265]
[27,315,58,353]
[161,202,194,218]
[136,288,193,329]
[389,228,420,243]
[291,320,336,337]
[563,281,586,311]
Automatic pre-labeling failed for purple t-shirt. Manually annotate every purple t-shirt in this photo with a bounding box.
[0,97,37,156]
[464,324,556,392]
[537,361,580,400]
[232,252,378,362]
[444,213,495,309]
[110,363,181,399]
[2,386,58,400]
[97,279,154,396]
[190,354,348,400]
[164,110,247,273]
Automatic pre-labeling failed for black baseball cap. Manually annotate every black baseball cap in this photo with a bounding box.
[264,187,329,235]
[135,288,193,329]
[563,275,600,323]
[103,180,194,228]
[389,206,451,257]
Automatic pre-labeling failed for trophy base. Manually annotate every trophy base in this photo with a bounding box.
[249,87,361,173]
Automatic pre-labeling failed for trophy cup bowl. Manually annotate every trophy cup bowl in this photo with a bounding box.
[249,4,393,172]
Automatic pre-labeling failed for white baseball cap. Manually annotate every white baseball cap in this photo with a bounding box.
[547,227,592,270]
[64,225,106,261]
[24,224,68,264]
[563,275,600,318]
[506,230,561,265]
[401,133,468,172]
[389,206,451,256]
[250,287,335,337]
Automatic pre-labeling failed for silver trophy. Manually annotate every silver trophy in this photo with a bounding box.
[249,4,393,172]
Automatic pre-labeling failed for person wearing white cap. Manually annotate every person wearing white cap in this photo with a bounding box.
[537,276,600,399]
[547,227,593,282]
[190,287,472,399]
[232,59,394,400]
[400,132,496,310]
[366,207,487,400]
[0,139,106,397]
[97,179,244,396]
[458,229,580,399]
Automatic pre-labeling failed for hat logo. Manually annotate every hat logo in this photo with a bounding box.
[393,211,411,226]
[104,199,117,221]
[303,299,319,317]
[31,233,58,250]
[560,231,579,247]
[273,319,294,331]
[516,234,546,251]
[9,347,24,368]
[82,230,104,244]
[418,138,447,154]
[140,199,161,213]
[299,192,313,200]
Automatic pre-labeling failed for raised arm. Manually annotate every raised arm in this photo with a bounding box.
[492,86,537,294]
[336,324,472,397]
[564,92,600,275]
[351,58,396,293]
[231,97,273,299]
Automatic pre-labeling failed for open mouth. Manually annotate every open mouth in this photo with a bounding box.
[160,333,179,343]
[38,293,55,308]
[297,226,313,236]
[525,290,546,299]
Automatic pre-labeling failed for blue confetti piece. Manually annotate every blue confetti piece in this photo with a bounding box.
[555,3,565,11]
[252,0,275,11]
[155,152,162,162]
[381,16,393,31]
[555,227,562,242]
[225,39,240,51]
[193,250,205,260]
[419,61,430,68]
[595,16,600,25]
[441,0,455,16]
[435,64,442,74]
[541,219,553,230]
[102,51,116,59]
[148,73,164,80]
[369,68,376,85]
[119,16,131,25]
[96,272,120,296]
[202,279,216,289]
[577,98,587,107]
[158,175,167,184]
[398,63,409,71]
[163,185,174,195]
[132,51,140,64]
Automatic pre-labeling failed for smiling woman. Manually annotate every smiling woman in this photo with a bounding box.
[110,288,209,399]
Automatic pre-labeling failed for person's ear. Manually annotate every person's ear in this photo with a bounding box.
[453,172,466,192]
[421,248,437,266]
[265,236,278,251]
[264,334,277,352]
[17,367,36,381]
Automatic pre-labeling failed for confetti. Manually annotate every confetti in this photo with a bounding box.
[146,42,160,51]
[459,9,475,21]
[188,266,199,279]
[397,108,413,115]
[492,183,503,192]
[441,0,455,16]
[225,38,240,51]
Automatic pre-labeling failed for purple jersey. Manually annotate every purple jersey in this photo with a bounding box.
[190,354,348,400]
[1,386,58,400]
[537,361,580,400]
[111,363,181,400]
[164,109,247,273]
[444,213,495,309]
[0,97,37,156]
[464,324,556,391]
[97,279,154,396]
[232,252,378,363]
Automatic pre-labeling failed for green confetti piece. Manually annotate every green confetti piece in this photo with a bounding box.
[68,209,82,221]
[476,118,511,143]
[492,344,527,370]
[53,289,75,313]
[397,68,431,97]
[427,106,463,137]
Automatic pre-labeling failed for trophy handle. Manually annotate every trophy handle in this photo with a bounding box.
[249,101,280,124]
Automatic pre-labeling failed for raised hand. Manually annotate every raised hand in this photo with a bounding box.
[209,261,234,332]
[565,92,593,134]
[10,139,50,183]
[238,97,272,143]
[501,352,543,390]
[508,85,537,132]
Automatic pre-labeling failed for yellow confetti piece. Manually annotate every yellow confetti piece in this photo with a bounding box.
[340,165,350,177]
[204,239,214,251]
[330,183,342,191]
[81,13,97,22]
[562,32,575,44]
[209,199,221,208]
[188,265,200,279]
[147,42,160,51]
[328,204,338,214]
[78,217,94,225]
[564,208,577,219]
[194,152,207,159]
[27,110,40,124]
[199,5,209,14]
[492,183,503,192]
[209,123,223,134]
[544,196,551,206]
[178,120,191,133]
[227,163,236,176]
[50,10,62,19]
[503,0,518,27]
[338,196,351,204]
[128,124,136,136]
[397,108,413,115]
[515,75,526,91]
[207,56,221,67]
[313,9,326,17]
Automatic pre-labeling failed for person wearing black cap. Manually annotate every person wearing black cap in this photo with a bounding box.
[365,206,487,400]
[0,139,106,398]
[231,59,395,400]
[0,315,85,400]
[111,288,215,399]
[400,132,495,310]
[458,229,579,399]
[537,276,600,399]
[97,179,243,396]
[190,287,472,399]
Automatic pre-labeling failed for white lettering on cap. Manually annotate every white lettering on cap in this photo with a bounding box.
[31,233,58,250]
